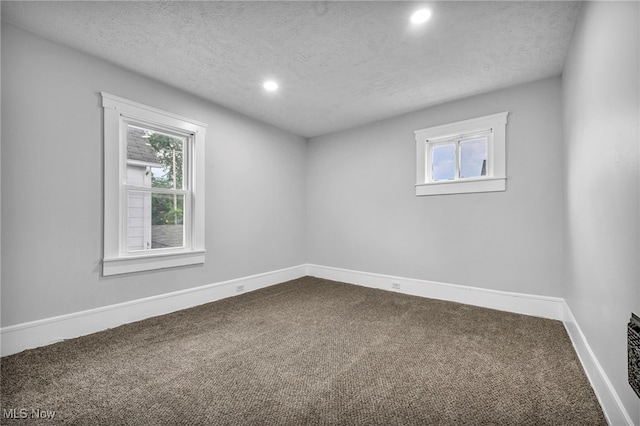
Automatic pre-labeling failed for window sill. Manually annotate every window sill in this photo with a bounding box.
[103,250,206,276]
[415,177,506,196]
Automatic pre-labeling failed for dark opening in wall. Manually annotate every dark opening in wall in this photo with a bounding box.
[628,313,640,398]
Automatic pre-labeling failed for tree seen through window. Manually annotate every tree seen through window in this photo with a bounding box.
[147,133,185,226]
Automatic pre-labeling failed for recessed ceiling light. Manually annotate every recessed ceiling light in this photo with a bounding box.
[411,8,432,24]
[263,80,279,92]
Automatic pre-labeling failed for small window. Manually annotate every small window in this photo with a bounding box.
[102,93,207,276]
[415,112,508,196]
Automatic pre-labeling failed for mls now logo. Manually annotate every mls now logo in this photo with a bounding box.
[3,408,56,420]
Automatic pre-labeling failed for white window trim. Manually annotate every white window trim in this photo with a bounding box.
[102,92,207,276]
[415,111,508,196]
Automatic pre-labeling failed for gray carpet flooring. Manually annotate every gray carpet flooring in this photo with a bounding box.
[1,276,606,425]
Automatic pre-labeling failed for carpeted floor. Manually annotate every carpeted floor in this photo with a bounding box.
[1,276,606,425]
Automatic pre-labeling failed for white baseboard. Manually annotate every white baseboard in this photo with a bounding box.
[1,263,632,425]
[0,265,306,357]
[562,303,634,426]
[305,264,565,320]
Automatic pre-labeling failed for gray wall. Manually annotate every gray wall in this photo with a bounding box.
[307,77,565,296]
[563,2,640,423]
[1,24,307,326]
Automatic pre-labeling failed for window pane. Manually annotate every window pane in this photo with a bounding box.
[151,193,184,249]
[431,144,456,181]
[126,125,185,190]
[459,137,487,179]
[127,190,151,251]
[127,191,184,251]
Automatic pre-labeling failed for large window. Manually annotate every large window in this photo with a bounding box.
[415,112,508,196]
[102,93,206,276]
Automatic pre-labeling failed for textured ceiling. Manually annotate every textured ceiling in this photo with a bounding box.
[2,1,581,138]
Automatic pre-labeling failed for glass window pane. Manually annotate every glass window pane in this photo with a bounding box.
[151,193,184,249]
[127,190,152,251]
[127,191,184,251]
[431,144,456,181]
[126,125,185,190]
[459,137,487,179]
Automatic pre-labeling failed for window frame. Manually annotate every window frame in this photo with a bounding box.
[415,111,508,196]
[102,92,207,276]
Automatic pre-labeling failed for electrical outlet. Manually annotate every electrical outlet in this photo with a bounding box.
[236,284,245,293]
[391,282,401,290]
